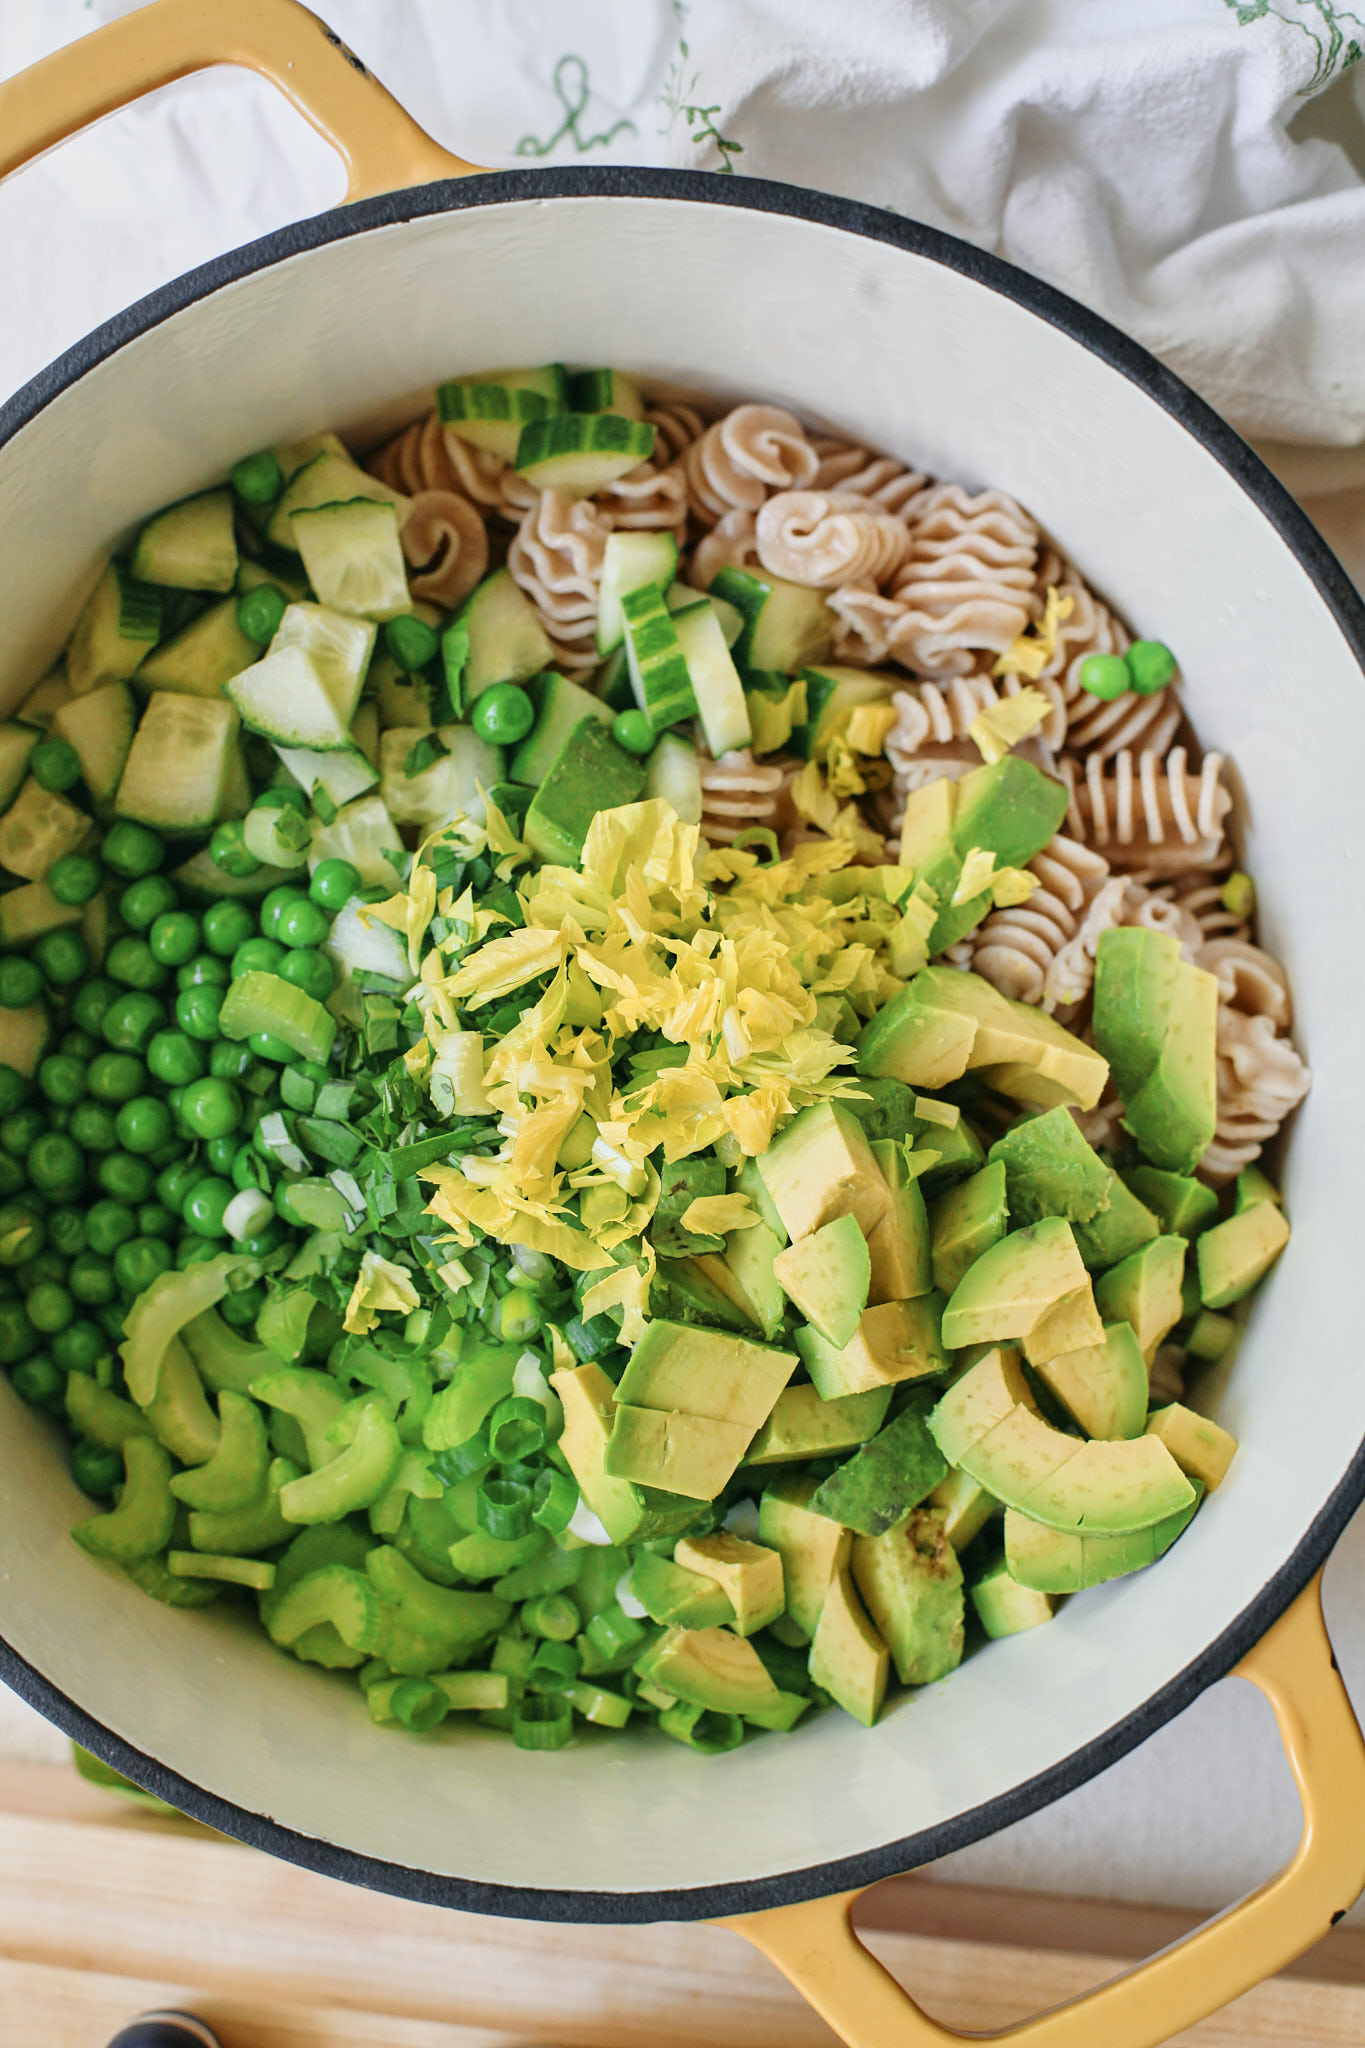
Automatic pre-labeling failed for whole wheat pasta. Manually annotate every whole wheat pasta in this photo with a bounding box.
[690,509,763,589]
[368,410,538,521]
[885,672,1068,757]
[811,437,931,515]
[754,491,911,589]
[681,404,820,524]
[599,459,690,535]
[644,399,709,465]
[883,484,1039,675]
[1202,1005,1311,1183]
[1060,746,1231,876]
[400,491,489,609]
[507,489,611,677]
[969,835,1113,1008]
[697,748,794,844]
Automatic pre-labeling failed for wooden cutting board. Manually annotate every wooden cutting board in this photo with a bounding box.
[0,1758,1361,2047]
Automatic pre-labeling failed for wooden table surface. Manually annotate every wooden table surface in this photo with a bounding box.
[2,1758,1362,2047]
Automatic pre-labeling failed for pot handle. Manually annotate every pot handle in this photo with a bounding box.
[0,0,477,199]
[726,1571,1365,2048]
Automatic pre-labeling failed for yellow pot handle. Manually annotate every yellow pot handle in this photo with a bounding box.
[727,1571,1365,2048]
[0,0,477,200]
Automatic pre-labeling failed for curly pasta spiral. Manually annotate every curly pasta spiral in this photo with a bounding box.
[400,491,489,609]
[1039,569,1182,759]
[645,399,709,465]
[969,836,1113,1009]
[754,491,911,589]
[599,458,689,535]
[1060,746,1231,876]
[697,748,793,845]
[1201,994,1311,1184]
[811,437,930,515]
[884,673,1068,758]
[689,508,763,589]
[368,411,537,521]
[507,489,610,676]
[882,484,1039,676]
[827,584,908,667]
[682,405,820,524]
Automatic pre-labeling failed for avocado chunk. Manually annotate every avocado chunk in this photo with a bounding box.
[915,1114,987,1193]
[758,1474,851,1641]
[1072,1174,1160,1272]
[845,1076,919,1143]
[1093,928,1217,1173]
[797,1296,947,1398]
[1020,1280,1106,1366]
[718,1221,787,1339]
[746,1384,893,1465]
[856,973,979,1090]
[866,1138,933,1302]
[733,1155,788,1243]
[1004,1483,1202,1594]
[1124,1166,1220,1239]
[508,670,613,785]
[650,1256,755,1333]
[1235,1166,1281,1213]
[875,969,1109,1111]
[548,1363,699,1544]
[1094,1235,1187,1360]
[674,1533,785,1636]
[929,1346,1033,1467]
[630,1550,736,1629]
[1195,1201,1290,1309]
[638,1624,783,1717]
[522,716,647,866]
[1146,1402,1238,1490]
[809,1561,889,1726]
[988,1107,1113,1230]
[970,1555,1057,1637]
[616,1320,797,1430]
[807,1401,948,1537]
[952,754,1072,873]
[940,1218,1088,1349]
[605,1406,753,1499]
[851,1509,965,1685]
[757,1100,890,1242]
[1186,1309,1236,1361]
[1012,1432,1195,1535]
[652,1156,727,1258]
[772,1212,871,1347]
[1033,1322,1148,1441]
[930,1161,1009,1296]
[927,1466,998,1550]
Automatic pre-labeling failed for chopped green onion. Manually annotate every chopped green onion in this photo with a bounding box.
[522,1592,580,1642]
[658,1702,744,1754]
[527,1638,581,1692]
[568,1680,633,1729]
[511,1694,573,1751]
[476,1477,533,1539]
[431,1427,491,1485]
[531,1467,578,1534]
[487,1394,548,1463]
[584,1603,648,1662]
[390,1677,450,1733]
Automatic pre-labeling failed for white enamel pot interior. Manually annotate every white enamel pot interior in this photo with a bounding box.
[1,170,1362,1922]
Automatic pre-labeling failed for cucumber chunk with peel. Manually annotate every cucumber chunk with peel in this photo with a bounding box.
[138,598,259,697]
[444,569,553,708]
[0,779,94,879]
[266,450,410,552]
[597,531,680,654]
[226,603,374,750]
[379,724,503,829]
[66,564,161,695]
[644,732,703,825]
[711,565,835,673]
[52,682,136,810]
[437,365,568,462]
[674,599,752,756]
[275,741,377,809]
[115,692,239,833]
[131,490,237,592]
[290,499,413,622]
[514,412,656,495]
[622,583,695,729]
[0,725,37,810]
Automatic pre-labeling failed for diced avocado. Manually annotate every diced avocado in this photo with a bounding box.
[844,1077,918,1144]
[1020,1280,1106,1366]
[630,1551,735,1629]
[930,1161,1009,1296]
[852,1510,964,1686]
[929,1347,1033,1467]
[1093,926,1179,1095]
[1004,1483,1202,1594]
[1035,1321,1148,1441]
[927,1467,997,1550]
[856,973,979,1090]
[1196,1202,1290,1309]
[719,1222,787,1340]
[616,1320,797,1430]
[652,1155,727,1258]
[808,1402,948,1537]
[757,1100,891,1241]
[940,1218,1087,1349]
[509,671,613,785]
[773,1213,870,1347]
[1146,1402,1238,1491]
[605,1405,753,1500]
[1124,1166,1220,1239]
[0,1004,50,1078]
[638,1624,783,1717]
[1186,1309,1236,1361]
[1093,928,1217,1174]
[1014,1432,1195,1535]
[548,1362,698,1545]
[746,1384,893,1465]
[970,1555,1057,1637]
[1235,1166,1281,1213]
[797,1296,946,1399]
[758,1474,851,1641]
[867,1139,932,1302]
[0,778,94,880]
[674,1534,785,1636]
[649,1257,756,1334]
[137,598,260,698]
[988,1108,1113,1230]
[915,1115,987,1193]
[952,756,1071,872]
[0,880,82,948]
[860,967,1108,1109]
[1073,1174,1160,1271]
[734,1155,787,1244]
[50,683,136,811]
[809,1562,889,1726]
[523,717,646,866]
[1095,1235,1187,1360]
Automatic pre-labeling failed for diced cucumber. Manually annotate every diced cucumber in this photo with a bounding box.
[0,1004,49,1078]
[622,583,695,730]
[173,847,295,899]
[236,557,310,604]
[593,645,635,712]
[275,741,378,809]
[710,566,835,674]
[446,569,553,708]
[266,452,410,552]
[523,719,647,866]
[226,604,375,750]
[374,651,433,731]
[220,970,335,1065]
[509,672,613,786]
[514,414,656,496]
[0,780,94,879]
[437,365,569,462]
[568,368,645,419]
[51,682,136,810]
[66,564,161,695]
[674,602,752,756]
[130,490,237,593]
[597,532,681,655]
[138,598,259,697]
[0,880,82,947]
[217,738,252,821]
[379,725,503,829]
[0,725,38,809]
[115,693,239,833]
[273,431,349,483]
[15,671,72,730]
[666,582,744,650]
[308,794,404,889]
[81,889,108,967]
[644,731,703,826]
[793,665,897,759]
[290,499,412,623]
[351,701,380,769]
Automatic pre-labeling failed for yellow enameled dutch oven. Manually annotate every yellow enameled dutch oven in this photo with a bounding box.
[3,5,1365,2042]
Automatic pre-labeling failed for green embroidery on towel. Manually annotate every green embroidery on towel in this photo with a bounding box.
[658,1,744,172]
[1222,0,1364,91]
[515,54,638,159]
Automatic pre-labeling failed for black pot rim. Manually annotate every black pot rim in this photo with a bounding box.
[3,164,1363,1927]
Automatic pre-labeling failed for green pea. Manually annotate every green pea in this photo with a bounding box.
[146,1030,205,1088]
[37,1053,86,1107]
[115,1095,174,1156]
[67,1101,119,1154]
[0,1157,22,1200]
[176,1237,220,1270]
[180,1077,242,1140]
[70,1438,123,1498]
[86,1200,137,1256]
[71,977,116,1036]
[237,1223,283,1257]
[471,682,534,745]
[247,1032,297,1064]
[1077,652,1130,702]
[0,1298,38,1361]
[219,1280,265,1328]
[60,1030,98,1062]
[211,1044,254,1085]
[202,899,256,958]
[66,1252,117,1306]
[0,1067,27,1118]
[46,1207,86,1257]
[230,1144,267,1192]
[147,911,201,968]
[611,708,655,757]
[177,954,230,991]
[276,948,333,1002]
[34,928,89,988]
[1,1108,44,1158]
[230,937,284,979]
[260,886,305,940]
[235,582,288,645]
[154,1158,200,1216]
[175,984,224,1042]
[231,449,285,507]
[308,859,360,912]
[0,957,43,1009]
[258,784,310,818]
[12,1354,63,1409]
[97,1303,127,1342]
[101,992,166,1053]
[1125,639,1177,696]
[119,876,178,931]
[29,738,82,794]
[47,854,103,907]
[53,1320,105,1375]
[101,821,165,878]
[25,1281,73,1335]
[0,1203,43,1266]
[207,821,263,879]
[202,1134,238,1176]
[86,1051,144,1103]
[275,896,329,950]
[96,1151,154,1203]
[384,614,439,672]
[113,1235,173,1294]
[133,1201,173,1242]
[27,1131,84,1195]
[105,936,169,992]
[182,1176,234,1238]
